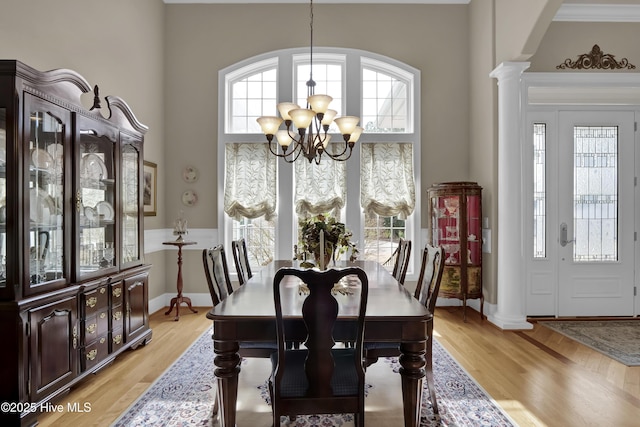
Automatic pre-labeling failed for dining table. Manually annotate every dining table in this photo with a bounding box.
[206,259,432,427]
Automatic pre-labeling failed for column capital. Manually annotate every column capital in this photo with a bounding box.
[490,62,531,81]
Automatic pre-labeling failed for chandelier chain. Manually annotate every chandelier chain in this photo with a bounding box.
[307,0,315,93]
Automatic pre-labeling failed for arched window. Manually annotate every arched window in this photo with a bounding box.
[218,48,420,277]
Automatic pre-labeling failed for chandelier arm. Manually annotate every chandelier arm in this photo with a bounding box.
[267,140,288,158]
[325,141,350,158]
[287,128,307,160]
[327,147,353,161]
[267,135,305,163]
[287,139,305,163]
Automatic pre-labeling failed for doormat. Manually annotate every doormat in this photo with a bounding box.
[539,320,640,366]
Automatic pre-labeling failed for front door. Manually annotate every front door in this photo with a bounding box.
[557,111,635,316]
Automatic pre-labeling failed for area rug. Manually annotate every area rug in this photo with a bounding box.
[112,329,516,427]
[540,320,640,366]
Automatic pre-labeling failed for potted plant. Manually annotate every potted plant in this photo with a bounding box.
[297,214,358,267]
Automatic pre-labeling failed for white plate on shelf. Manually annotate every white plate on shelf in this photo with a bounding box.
[81,153,108,181]
[47,143,64,160]
[31,148,54,171]
[0,129,5,165]
[96,201,114,220]
[84,206,97,221]
[30,188,56,224]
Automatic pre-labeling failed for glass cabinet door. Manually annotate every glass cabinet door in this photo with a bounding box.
[431,195,461,265]
[466,194,482,266]
[26,96,69,293]
[121,135,142,267]
[0,108,6,290]
[76,114,117,280]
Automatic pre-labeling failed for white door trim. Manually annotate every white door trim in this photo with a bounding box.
[521,71,640,318]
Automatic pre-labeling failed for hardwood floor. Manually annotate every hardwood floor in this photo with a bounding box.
[36,306,640,427]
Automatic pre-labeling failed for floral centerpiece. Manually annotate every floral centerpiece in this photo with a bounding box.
[297,214,358,267]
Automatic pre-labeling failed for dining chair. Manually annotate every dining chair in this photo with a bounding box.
[364,243,445,419]
[202,244,277,416]
[270,267,369,427]
[231,238,252,286]
[385,238,411,285]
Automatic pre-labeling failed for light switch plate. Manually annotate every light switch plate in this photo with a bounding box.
[482,229,491,253]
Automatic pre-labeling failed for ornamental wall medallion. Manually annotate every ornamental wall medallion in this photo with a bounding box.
[556,44,636,70]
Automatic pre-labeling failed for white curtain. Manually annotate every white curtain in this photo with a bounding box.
[361,143,415,219]
[294,144,346,218]
[224,143,277,221]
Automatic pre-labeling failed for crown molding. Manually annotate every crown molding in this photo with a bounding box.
[162,1,640,23]
[554,4,640,22]
[163,0,470,3]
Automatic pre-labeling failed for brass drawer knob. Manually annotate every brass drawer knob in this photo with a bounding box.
[86,349,98,361]
[113,311,122,321]
[86,297,97,308]
[113,288,122,298]
[113,334,122,345]
[86,323,97,334]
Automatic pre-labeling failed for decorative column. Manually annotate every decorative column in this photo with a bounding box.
[489,62,533,330]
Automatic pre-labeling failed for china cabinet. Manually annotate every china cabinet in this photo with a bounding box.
[428,181,483,321]
[0,60,151,426]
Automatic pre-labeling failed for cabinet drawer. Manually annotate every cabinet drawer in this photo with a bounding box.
[82,334,108,371]
[84,285,109,317]
[83,309,109,344]
[111,328,124,353]
[111,282,123,306]
[112,304,124,329]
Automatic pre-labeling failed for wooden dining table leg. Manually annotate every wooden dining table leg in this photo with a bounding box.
[399,341,426,427]
[213,338,241,427]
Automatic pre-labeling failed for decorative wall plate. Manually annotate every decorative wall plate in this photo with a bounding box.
[182,166,198,183]
[181,190,198,206]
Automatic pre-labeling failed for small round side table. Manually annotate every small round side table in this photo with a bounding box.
[163,240,198,321]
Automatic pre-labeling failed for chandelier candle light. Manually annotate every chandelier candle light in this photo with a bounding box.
[256,0,363,164]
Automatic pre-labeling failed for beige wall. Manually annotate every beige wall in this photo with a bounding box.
[164,4,471,295]
[494,0,562,63]
[529,21,640,72]
[164,3,470,230]
[469,0,497,302]
[0,0,167,299]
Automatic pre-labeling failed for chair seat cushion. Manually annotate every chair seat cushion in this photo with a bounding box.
[240,341,278,349]
[364,341,399,350]
[270,348,359,398]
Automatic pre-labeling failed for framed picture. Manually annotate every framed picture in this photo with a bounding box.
[143,161,157,216]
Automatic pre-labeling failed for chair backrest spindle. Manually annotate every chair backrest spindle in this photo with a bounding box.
[391,239,412,285]
[231,238,253,286]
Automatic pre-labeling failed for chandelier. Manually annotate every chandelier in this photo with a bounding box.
[256,0,363,164]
